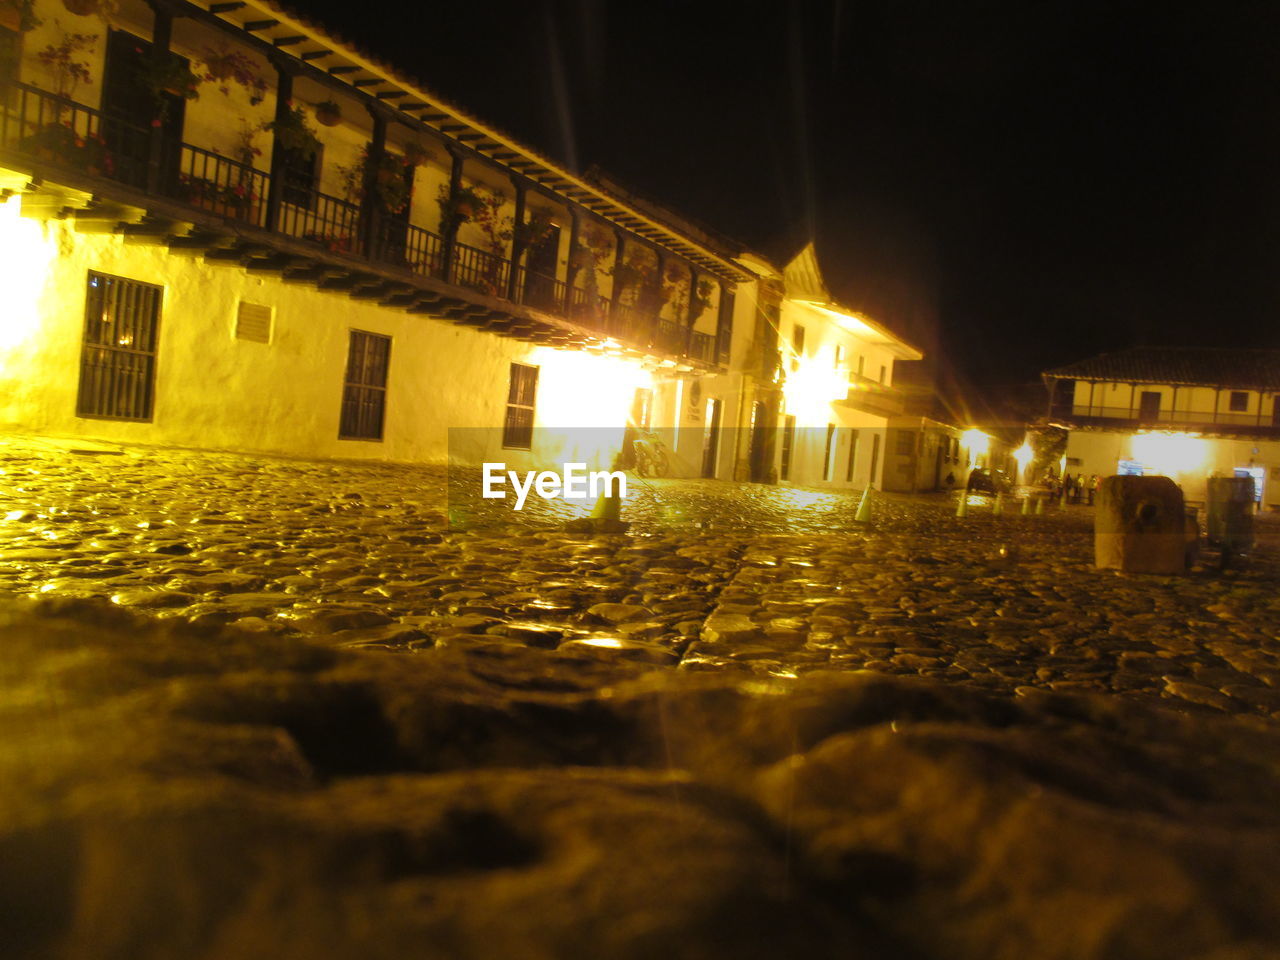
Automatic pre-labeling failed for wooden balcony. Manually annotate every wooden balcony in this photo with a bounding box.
[0,80,723,369]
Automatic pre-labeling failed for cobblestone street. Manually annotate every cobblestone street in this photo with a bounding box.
[5,434,1280,959]
[4,434,1280,718]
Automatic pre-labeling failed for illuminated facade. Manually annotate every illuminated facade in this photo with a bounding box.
[1044,347,1280,508]
[772,243,923,489]
[0,0,758,470]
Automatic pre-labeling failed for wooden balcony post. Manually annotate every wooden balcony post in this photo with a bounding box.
[441,146,464,284]
[360,103,389,259]
[611,229,626,323]
[263,61,296,233]
[565,205,581,297]
[505,176,526,301]
[683,262,698,356]
[144,0,174,196]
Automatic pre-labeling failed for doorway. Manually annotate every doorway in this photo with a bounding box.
[523,222,561,311]
[701,398,722,478]
[1234,466,1265,504]
[102,30,185,190]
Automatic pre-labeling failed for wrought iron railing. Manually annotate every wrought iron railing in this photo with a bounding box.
[174,143,268,228]
[0,78,725,366]
[452,240,509,297]
[1064,405,1280,429]
[278,189,362,257]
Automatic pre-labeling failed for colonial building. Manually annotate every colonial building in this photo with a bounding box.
[1043,347,1280,508]
[769,242,923,489]
[0,0,922,486]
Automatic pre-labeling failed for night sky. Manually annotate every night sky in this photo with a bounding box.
[297,0,1280,402]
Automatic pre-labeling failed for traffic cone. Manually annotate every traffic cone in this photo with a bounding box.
[1034,496,1044,516]
[993,493,1004,517]
[1021,496,1030,516]
[955,493,968,518]
[855,487,872,522]
[589,482,629,533]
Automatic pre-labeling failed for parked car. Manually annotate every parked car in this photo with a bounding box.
[965,468,1005,495]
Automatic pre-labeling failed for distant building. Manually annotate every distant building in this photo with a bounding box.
[770,243,923,489]
[1043,347,1280,508]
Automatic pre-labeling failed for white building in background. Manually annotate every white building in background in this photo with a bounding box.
[771,243,923,489]
[1043,347,1280,509]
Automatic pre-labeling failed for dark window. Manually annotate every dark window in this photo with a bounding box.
[856,355,865,377]
[77,272,162,421]
[503,363,538,449]
[780,414,796,480]
[102,30,184,190]
[822,422,836,481]
[869,433,881,488]
[896,431,914,456]
[845,428,859,482]
[1273,396,1280,427]
[1229,391,1248,413]
[879,365,887,384]
[281,145,321,208]
[339,330,390,440]
[1138,390,1161,421]
[715,288,734,363]
[0,26,19,86]
[792,325,806,354]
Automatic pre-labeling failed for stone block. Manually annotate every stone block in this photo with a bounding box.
[1094,475,1186,574]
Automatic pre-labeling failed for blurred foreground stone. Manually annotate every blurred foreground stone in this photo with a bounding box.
[3,598,1280,959]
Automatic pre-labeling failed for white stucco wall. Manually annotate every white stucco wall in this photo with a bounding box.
[1066,428,1280,507]
[0,197,651,465]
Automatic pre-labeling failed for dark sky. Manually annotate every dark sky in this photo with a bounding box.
[298,0,1280,397]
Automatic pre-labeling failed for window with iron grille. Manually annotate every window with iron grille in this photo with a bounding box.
[76,272,162,421]
[339,330,391,441]
[503,363,539,449]
[1229,391,1249,412]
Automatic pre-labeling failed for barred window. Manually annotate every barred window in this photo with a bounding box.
[503,363,538,449]
[76,272,162,421]
[339,331,391,441]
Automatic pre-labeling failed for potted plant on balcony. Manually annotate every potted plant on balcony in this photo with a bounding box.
[1,0,40,32]
[137,53,201,120]
[261,102,320,159]
[514,208,554,254]
[199,45,267,105]
[19,123,112,175]
[314,100,341,127]
[402,140,429,167]
[337,146,411,215]
[435,182,486,232]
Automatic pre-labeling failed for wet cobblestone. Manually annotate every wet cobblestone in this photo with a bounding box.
[4,434,1280,721]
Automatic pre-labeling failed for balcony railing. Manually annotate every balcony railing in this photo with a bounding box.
[0,79,723,366]
[1058,405,1280,431]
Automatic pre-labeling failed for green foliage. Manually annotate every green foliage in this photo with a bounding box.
[262,102,321,159]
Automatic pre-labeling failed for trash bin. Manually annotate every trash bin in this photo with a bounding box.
[1095,475,1187,574]
[1206,476,1255,555]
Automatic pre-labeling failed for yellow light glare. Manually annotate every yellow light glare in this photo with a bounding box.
[522,346,654,470]
[1130,432,1207,476]
[782,351,849,422]
[1013,442,1034,469]
[961,429,990,457]
[0,195,54,361]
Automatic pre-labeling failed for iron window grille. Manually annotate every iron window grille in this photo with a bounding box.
[1229,391,1249,412]
[339,330,391,441]
[503,363,539,449]
[76,272,162,421]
